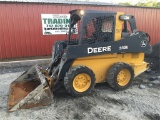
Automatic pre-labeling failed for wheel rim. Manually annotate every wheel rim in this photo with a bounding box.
[73,73,91,92]
[117,69,131,86]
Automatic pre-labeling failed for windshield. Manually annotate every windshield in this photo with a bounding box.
[68,14,81,45]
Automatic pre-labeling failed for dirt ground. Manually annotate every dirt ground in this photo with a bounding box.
[0,67,160,120]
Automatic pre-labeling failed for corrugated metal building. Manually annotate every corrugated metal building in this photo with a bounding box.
[0,0,160,59]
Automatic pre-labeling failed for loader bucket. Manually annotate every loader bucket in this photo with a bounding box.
[7,65,53,112]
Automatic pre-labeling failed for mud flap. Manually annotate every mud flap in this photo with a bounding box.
[8,65,53,112]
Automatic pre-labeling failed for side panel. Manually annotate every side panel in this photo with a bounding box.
[71,53,147,83]
[67,31,152,60]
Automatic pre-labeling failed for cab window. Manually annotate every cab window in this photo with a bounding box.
[101,20,113,32]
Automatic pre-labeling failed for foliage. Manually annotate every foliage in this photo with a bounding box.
[119,0,160,7]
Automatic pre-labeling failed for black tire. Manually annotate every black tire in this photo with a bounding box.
[145,57,160,71]
[145,42,160,58]
[64,65,96,97]
[107,62,134,91]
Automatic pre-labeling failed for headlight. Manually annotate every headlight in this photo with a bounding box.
[80,10,84,16]
[119,15,131,21]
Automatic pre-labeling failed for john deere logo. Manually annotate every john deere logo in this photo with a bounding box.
[140,40,147,47]
[88,46,111,54]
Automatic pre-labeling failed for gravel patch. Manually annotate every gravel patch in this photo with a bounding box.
[0,67,160,120]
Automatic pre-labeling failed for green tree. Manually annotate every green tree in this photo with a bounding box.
[119,2,132,6]
[119,0,160,7]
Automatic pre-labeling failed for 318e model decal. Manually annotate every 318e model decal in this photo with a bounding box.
[119,45,128,50]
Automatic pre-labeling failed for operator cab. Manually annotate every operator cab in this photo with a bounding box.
[68,9,116,45]
[68,9,137,46]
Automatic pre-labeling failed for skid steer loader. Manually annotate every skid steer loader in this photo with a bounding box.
[8,9,152,112]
